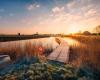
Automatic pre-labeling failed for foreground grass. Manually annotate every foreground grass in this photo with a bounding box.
[0,56,95,80]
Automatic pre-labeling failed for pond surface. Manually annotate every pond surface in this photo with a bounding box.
[0,37,59,51]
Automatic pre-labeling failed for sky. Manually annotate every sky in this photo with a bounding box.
[0,0,100,34]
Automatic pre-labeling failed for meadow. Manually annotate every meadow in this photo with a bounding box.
[0,35,100,80]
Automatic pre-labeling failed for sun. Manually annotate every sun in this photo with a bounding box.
[68,24,80,34]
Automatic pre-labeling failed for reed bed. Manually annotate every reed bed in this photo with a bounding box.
[0,39,54,62]
[68,35,100,70]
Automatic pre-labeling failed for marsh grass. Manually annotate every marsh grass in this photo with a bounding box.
[69,35,100,70]
[0,40,53,62]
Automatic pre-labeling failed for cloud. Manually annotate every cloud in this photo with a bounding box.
[66,0,100,17]
[38,11,84,33]
[66,0,86,9]
[67,0,77,9]
[27,4,40,11]
[37,0,100,33]
[85,9,97,17]
[36,5,40,8]
[52,6,64,13]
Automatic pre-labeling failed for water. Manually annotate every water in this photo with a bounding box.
[0,37,80,56]
[0,37,59,51]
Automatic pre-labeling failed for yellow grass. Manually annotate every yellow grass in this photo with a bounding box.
[0,41,47,61]
[69,35,100,70]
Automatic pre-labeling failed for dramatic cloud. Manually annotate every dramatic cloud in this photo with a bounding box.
[38,0,100,33]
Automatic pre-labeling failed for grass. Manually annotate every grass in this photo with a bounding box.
[0,40,53,61]
[68,35,100,69]
[0,36,100,80]
[68,35,100,80]
[0,56,94,80]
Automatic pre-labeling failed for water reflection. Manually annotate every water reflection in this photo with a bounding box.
[0,37,59,53]
[63,38,80,46]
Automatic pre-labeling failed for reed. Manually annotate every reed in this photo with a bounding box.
[69,35,100,70]
[0,41,53,61]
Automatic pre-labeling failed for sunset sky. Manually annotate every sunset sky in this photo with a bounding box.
[0,0,100,34]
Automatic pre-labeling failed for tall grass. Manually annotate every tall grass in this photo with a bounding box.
[0,40,53,62]
[69,35,100,70]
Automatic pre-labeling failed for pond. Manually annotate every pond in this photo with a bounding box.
[0,37,59,50]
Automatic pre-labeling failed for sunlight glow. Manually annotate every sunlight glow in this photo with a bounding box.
[68,24,80,34]
[63,38,80,46]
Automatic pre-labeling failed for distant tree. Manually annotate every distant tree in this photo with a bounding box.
[83,31,91,35]
[94,25,100,33]
[18,33,20,36]
[34,32,39,35]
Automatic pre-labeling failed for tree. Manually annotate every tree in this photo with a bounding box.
[18,33,20,36]
[83,31,91,35]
